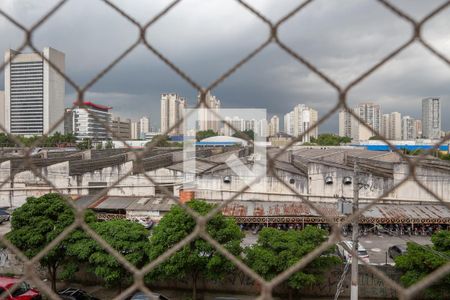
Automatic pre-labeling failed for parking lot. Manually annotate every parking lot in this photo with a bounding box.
[242,230,432,265]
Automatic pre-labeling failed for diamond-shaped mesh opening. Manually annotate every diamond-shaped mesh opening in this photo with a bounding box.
[0,1,449,299]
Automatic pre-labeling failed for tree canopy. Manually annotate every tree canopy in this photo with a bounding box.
[245,226,340,298]
[310,134,351,146]
[395,230,450,299]
[148,200,244,299]
[6,193,95,290]
[196,130,218,141]
[232,129,255,141]
[67,219,150,290]
[0,132,77,148]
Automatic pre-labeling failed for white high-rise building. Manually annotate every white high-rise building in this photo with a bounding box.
[401,116,416,140]
[131,121,140,139]
[389,112,402,140]
[381,114,390,139]
[139,116,150,137]
[197,91,221,132]
[422,97,441,139]
[0,91,4,132]
[4,47,65,136]
[69,102,111,141]
[160,93,187,135]
[284,111,293,135]
[355,102,381,135]
[269,115,280,137]
[338,109,352,138]
[415,119,422,139]
[285,104,318,142]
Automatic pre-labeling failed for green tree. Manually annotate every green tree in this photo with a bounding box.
[148,200,244,300]
[369,135,383,140]
[95,143,103,150]
[232,129,255,141]
[6,193,96,291]
[310,134,351,146]
[395,230,450,299]
[105,140,114,149]
[196,130,218,141]
[245,226,340,300]
[67,219,150,291]
[77,138,92,150]
[0,133,15,147]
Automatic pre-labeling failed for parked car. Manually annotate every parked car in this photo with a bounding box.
[129,291,169,300]
[0,209,10,224]
[0,276,41,300]
[57,288,99,300]
[388,245,407,260]
[337,241,370,264]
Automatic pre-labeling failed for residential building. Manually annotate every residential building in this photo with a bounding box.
[422,97,441,139]
[4,47,65,136]
[338,109,352,138]
[415,119,422,139]
[351,115,372,141]
[284,111,293,136]
[111,116,131,140]
[389,112,402,140]
[197,91,220,132]
[285,104,318,142]
[381,114,390,139]
[355,102,381,135]
[160,93,186,135]
[223,116,243,136]
[131,121,140,139]
[139,116,149,137]
[69,102,111,141]
[401,116,416,140]
[269,115,280,137]
[0,91,4,132]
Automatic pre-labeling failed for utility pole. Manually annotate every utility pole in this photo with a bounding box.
[351,160,359,300]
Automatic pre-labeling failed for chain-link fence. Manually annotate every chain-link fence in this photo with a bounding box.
[0,1,449,299]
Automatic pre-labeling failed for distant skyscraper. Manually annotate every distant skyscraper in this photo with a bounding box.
[4,47,65,136]
[131,121,140,139]
[401,116,416,140]
[197,91,221,132]
[139,116,150,137]
[339,103,381,140]
[284,111,293,135]
[0,91,4,133]
[285,104,318,142]
[338,109,352,138]
[269,115,280,137]
[422,97,441,139]
[381,114,390,139]
[415,119,422,139]
[160,93,187,135]
[389,112,402,140]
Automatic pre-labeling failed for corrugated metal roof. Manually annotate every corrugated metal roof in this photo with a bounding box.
[92,196,137,210]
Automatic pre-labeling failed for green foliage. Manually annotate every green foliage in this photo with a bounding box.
[77,138,92,150]
[395,230,450,299]
[105,140,114,149]
[0,132,76,147]
[232,129,255,141]
[310,134,351,146]
[67,219,150,288]
[6,193,96,290]
[369,135,383,140]
[148,200,244,299]
[196,130,218,142]
[146,135,172,147]
[245,226,340,291]
[95,143,103,150]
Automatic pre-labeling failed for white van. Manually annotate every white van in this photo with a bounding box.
[337,241,370,264]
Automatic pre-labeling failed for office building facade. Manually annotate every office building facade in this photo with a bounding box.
[422,97,441,139]
[4,47,65,136]
[68,102,111,141]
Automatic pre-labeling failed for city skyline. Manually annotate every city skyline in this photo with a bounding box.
[0,1,449,133]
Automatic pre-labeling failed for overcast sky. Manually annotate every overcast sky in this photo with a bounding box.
[1,0,449,132]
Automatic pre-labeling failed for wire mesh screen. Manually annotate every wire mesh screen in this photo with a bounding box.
[0,1,449,300]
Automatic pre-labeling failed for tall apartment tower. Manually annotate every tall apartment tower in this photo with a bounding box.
[160,93,186,135]
[269,115,280,137]
[284,111,293,135]
[285,104,318,142]
[131,121,140,139]
[355,102,381,135]
[338,109,352,138]
[422,97,441,139]
[381,114,390,139]
[0,91,4,132]
[4,47,65,136]
[389,112,402,140]
[197,91,221,132]
[339,103,381,140]
[139,116,150,137]
[401,116,416,140]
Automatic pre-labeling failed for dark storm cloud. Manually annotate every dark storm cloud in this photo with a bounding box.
[0,0,449,132]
